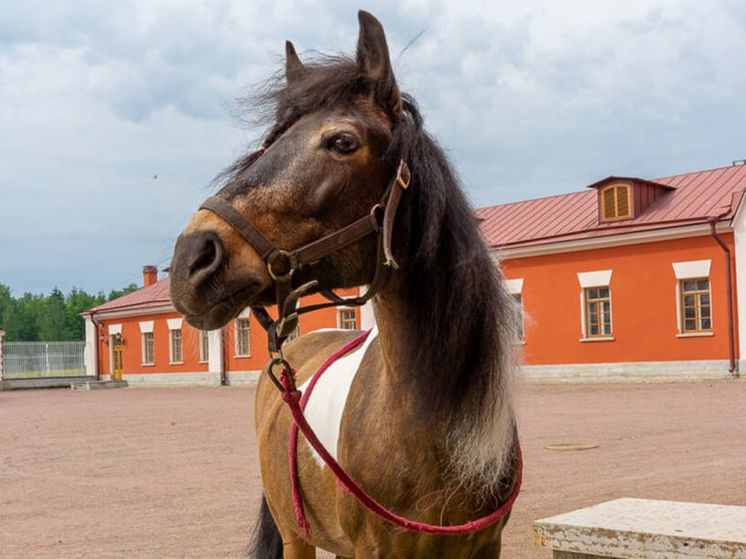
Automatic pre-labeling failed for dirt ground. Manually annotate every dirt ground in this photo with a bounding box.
[1,380,745,558]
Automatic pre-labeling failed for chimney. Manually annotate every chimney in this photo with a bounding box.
[143,265,158,287]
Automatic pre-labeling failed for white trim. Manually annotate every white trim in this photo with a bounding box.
[198,330,209,363]
[138,320,154,334]
[141,331,155,365]
[360,299,376,330]
[166,317,183,331]
[207,329,224,374]
[238,307,251,319]
[732,196,746,363]
[674,272,714,334]
[108,324,122,335]
[504,278,524,295]
[496,222,730,260]
[580,336,615,342]
[83,317,98,377]
[234,318,251,357]
[672,259,711,280]
[85,304,174,320]
[337,307,357,330]
[577,270,613,288]
[169,329,183,364]
[579,283,613,338]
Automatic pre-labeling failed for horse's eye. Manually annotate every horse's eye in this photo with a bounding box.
[326,133,360,155]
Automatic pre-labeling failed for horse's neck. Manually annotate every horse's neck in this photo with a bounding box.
[371,282,516,496]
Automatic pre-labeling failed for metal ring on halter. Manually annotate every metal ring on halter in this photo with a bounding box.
[267,250,295,282]
[264,356,294,392]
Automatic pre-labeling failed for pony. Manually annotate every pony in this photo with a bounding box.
[169,11,520,559]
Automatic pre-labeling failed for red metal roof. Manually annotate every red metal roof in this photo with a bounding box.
[476,164,746,249]
[85,278,172,315]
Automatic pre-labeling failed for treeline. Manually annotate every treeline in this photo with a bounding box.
[0,283,139,342]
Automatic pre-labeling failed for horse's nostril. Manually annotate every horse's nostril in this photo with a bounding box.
[185,232,224,279]
[189,238,216,273]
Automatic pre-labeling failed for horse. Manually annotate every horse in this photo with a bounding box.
[169,11,520,559]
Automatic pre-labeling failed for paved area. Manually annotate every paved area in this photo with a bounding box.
[1,380,744,558]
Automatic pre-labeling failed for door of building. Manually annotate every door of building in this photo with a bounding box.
[111,334,123,380]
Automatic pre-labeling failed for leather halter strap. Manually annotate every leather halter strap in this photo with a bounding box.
[199,159,411,352]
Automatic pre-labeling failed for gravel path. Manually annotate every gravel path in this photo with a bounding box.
[1,380,744,558]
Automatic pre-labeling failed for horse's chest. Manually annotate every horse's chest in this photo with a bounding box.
[297,329,378,466]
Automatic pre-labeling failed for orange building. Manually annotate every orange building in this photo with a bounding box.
[84,163,746,384]
[478,163,746,380]
[81,266,366,386]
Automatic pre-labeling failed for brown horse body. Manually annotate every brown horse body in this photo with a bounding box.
[170,11,519,558]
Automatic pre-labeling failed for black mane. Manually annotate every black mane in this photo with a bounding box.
[393,96,516,423]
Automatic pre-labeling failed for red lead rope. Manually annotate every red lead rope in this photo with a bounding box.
[279,330,522,538]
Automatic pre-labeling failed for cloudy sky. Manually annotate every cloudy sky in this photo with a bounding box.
[1,0,745,295]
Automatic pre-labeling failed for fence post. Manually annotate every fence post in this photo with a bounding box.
[0,329,5,381]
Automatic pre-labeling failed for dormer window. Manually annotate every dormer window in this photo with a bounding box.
[588,175,675,225]
[601,184,631,221]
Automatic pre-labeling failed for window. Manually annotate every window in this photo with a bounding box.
[235,318,251,356]
[142,332,155,365]
[601,184,631,221]
[513,294,524,341]
[585,287,612,337]
[199,330,209,363]
[339,309,357,330]
[139,321,154,365]
[680,278,711,332]
[169,329,183,363]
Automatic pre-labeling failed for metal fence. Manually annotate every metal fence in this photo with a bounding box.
[2,341,87,378]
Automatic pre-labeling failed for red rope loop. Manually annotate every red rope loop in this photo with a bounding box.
[278,330,522,537]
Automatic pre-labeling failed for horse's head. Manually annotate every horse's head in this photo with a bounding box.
[170,12,405,330]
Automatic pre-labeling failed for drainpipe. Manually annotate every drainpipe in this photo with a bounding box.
[220,327,228,386]
[708,219,737,375]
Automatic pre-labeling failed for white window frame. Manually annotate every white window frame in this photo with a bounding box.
[505,278,525,342]
[672,260,713,337]
[577,270,614,342]
[199,330,209,363]
[167,317,183,364]
[169,329,183,364]
[139,321,155,366]
[338,308,357,330]
[235,317,251,357]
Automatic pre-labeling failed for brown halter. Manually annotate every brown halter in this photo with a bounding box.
[199,159,411,352]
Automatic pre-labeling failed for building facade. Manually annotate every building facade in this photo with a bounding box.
[478,163,746,381]
[85,163,746,384]
[82,266,368,386]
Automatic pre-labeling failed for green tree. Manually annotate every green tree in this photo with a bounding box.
[65,287,106,340]
[2,298,38,341]
[0,283,11,325]
[38,288,75,340]
[108,283,138,301]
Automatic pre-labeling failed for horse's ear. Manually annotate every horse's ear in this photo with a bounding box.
[285,40,305,84]
[356,11,402,116]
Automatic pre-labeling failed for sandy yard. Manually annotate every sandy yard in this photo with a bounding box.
[1,380,745,558]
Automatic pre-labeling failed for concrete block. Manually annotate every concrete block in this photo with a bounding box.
[534,498,746,558]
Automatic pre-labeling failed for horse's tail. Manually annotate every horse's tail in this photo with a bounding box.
[248,495,283,559]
